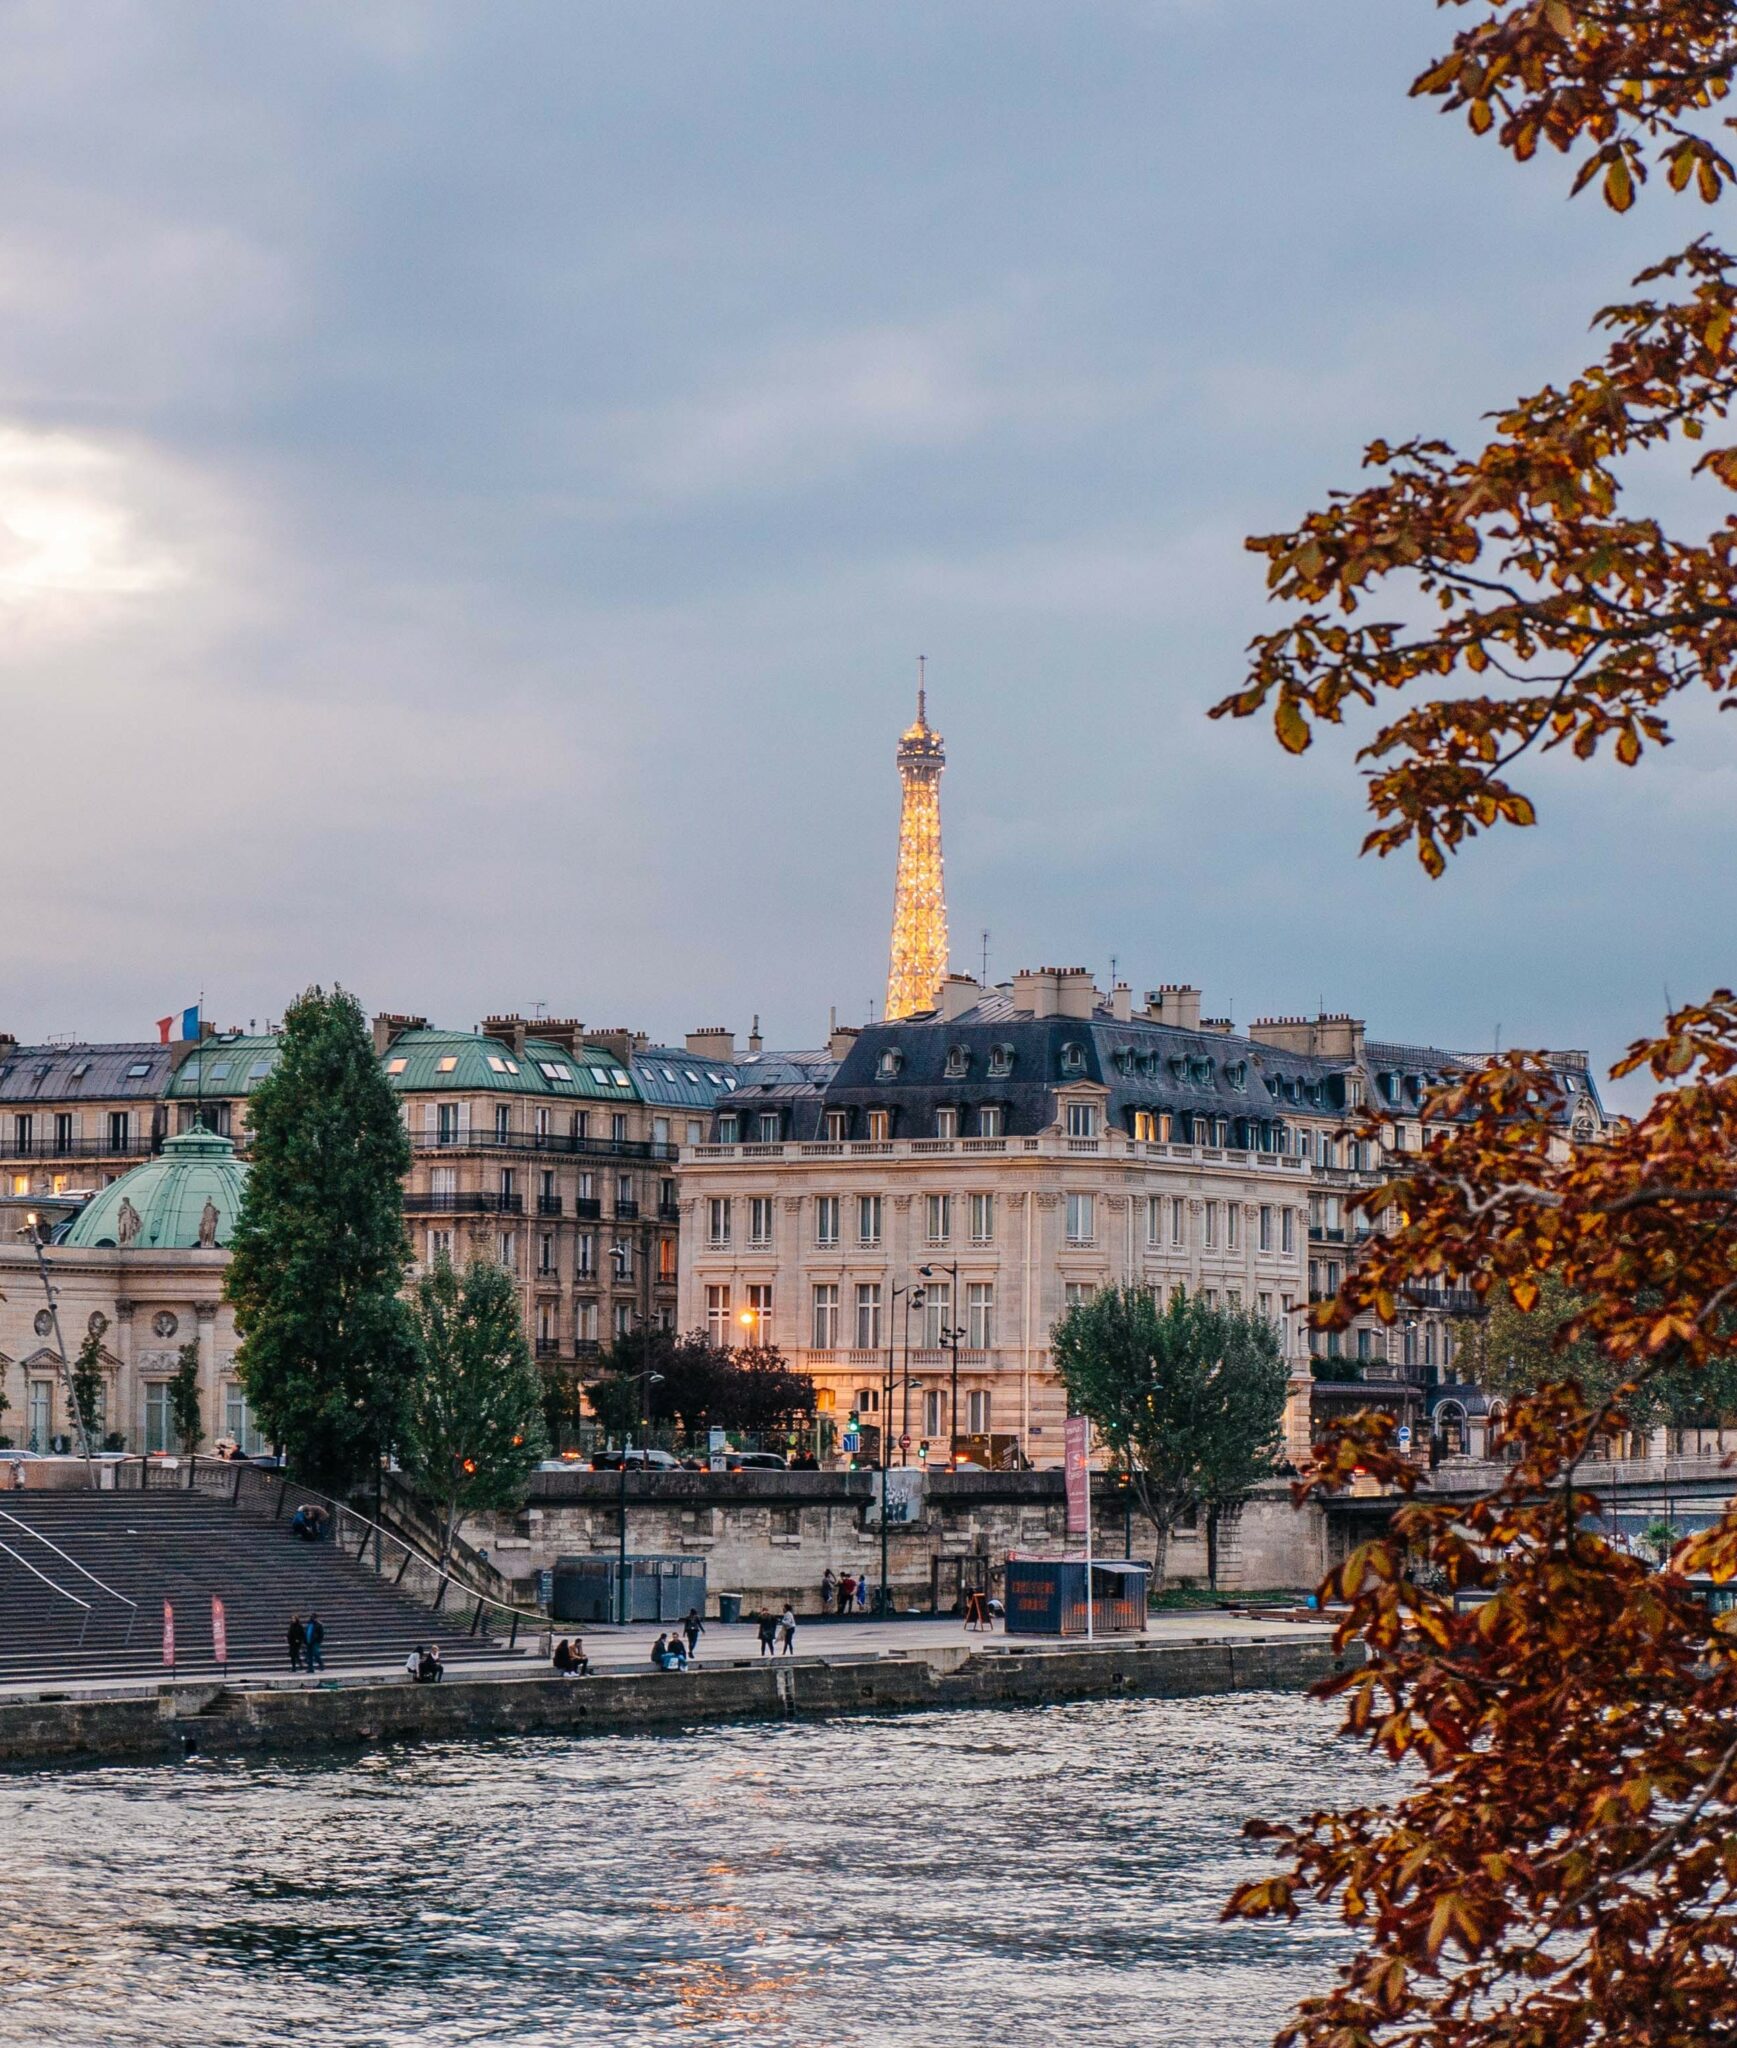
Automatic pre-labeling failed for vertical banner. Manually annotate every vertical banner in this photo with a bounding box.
[211,1596,227,1669]
[1064,1415,1090,1537]
[162,1599,176,1668]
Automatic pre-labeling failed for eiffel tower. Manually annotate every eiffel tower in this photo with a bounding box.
[885,661,949,1020]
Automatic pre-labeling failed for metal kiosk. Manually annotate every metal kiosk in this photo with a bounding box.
[1003,1556,1151,1637]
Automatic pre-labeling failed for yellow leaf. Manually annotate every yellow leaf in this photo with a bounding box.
[1276,698,1310,755]
[1605,156,1634,212]
[1544,0,1573,34]
[1511,1275,1540,1312]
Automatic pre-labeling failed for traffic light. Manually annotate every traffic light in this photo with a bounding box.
[848,1409,860,1432]
[918,1440,929,1464]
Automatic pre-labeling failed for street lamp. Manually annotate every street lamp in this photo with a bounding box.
[615,1364,665,1625]
[919,1263,963,1467]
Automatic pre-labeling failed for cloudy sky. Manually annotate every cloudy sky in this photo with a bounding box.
[0,2,1722,1103]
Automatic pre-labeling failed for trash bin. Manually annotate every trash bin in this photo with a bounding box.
[718,1593,742,1624]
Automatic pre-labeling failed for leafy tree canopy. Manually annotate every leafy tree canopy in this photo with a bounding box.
[586,1329,815,1439]
[226,986,414,1489]
[402,1255,548,1566]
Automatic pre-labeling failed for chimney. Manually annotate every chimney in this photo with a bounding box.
[939,973,984,1022]
[372,1012,427,1057]
[748,1014,763,1055]
[1248,1012,1365,1060]
[1199,1016,1234,1035]
[0,1033,15,1060]
[1056,968,1097,1020]
[1110,983,1132,1023]
[1012,968,1060,1018]
[587,1028,642,1063]
[532,1017,585,1055]
[829,1023,861,1061]
[482,1014,530,1059]
[1144,985,1201,1032]
[686,1027,736,1064]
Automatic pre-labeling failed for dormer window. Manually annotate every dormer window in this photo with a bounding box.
[944,1044,970,1079]
[1060,1042,1087,1076]
[988,1043,1015,1078]
[935,1106,959,1139]
[718,1114,739,1143]
[1225,1061,1247,1090]
[1190,1057,1213,1085]
[1067,1102,1099,1139]
[1167,1054,1187,1082]
[978,1104,1004,1138]
[757,1112,781,1142]
[877,1049,903,1079]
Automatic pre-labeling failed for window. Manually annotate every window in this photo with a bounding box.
[1357,1328,1373,1361]
[652,1117,669,1146]
[660,1177,677,1210]
[923,1389,946,1437]
[966,1282,995,1348]
[577,1232,595,1277]
[757,1112,781,1143]
[812,1284,839,1351]
[944,1044,970,1078]
[143,1383,173,1456]
[926,1193,952,1243]
[537,1301,556,1345]
[574,1111,590,1140]
[1064,1280,1092,1313]
[658,1235,676,1281]
[686,1119,702,1146]
[1227,1204,1240,1250]
[500,1167,516,1202]
[1065,1193,1094,1244]
[1066,1102,1099,1138]
[578,1169,594,1202]
[1171,1198,1185,1246]
[612,1238,633,1282]
[978,1105,1004,1138]
[923,1282,952,1347]
[539,1233,555,1275]
[970,1192,994,1243]
[616,1173,634,1210]
[125,1060,152,1080]
[12,1113,31,1150]
[746,1283,773,1341]
[855,1283,883,1350]
[935,1106,958,1139]
[577,1300,599,1344]
[1060,1043,1086,1076]
[612,1113,628,1143]
[878,1049,902,1078]
[966,1389,992,1435]
[107,1110,129,1150]
[706,1285,732,1345]
[987,1044,1014,1078]
[436,1102,460,1144]
[865,1109,891,1142]
[1132,1110,1158,1143]
[224,1384,266,1458]
[54,1112,73,1150]
[428,1228,453,1264]
[1282,1208,1295,1254]
[857,1194,882,1246]
[749,1196,774,1246]
[1259,1204,1273,1251]
[436,1056,458,1073]
[854,1387,881,1416]
[708,1197,732,1246]
[815,1195,840,1246]
[535,1107,551,1139]
[615,1302,633,1340]
[719,1115,740,1144]
[1203,1202,1219,1249]
[823,1109,849,1141]
[498,1231,517,1270]
[431,1165,457,1200]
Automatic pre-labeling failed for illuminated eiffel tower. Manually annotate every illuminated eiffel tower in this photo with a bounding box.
[885,660,949,1020]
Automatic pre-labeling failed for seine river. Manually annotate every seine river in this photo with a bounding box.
[0,1692,1390,2048]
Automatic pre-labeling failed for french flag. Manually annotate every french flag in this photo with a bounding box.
[156,1005,200,1045]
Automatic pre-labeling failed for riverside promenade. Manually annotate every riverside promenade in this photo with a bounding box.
[0,1610,1347,1771]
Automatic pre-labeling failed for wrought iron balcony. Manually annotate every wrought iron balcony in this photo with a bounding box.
[412,1129,676,1163]
[402,1191,525,1215]
[0,1133,163,1161]
[574,1197,602,1220]
[537,1195,563,1216]
[614,1199,640,1220]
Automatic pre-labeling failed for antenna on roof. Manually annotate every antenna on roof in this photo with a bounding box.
[532,1000,547,1020]
[917,653,927,726]
[980,929,990,985]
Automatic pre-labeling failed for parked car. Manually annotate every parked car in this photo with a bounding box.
[716,1451,789,1471]
[590,1447,683,1471]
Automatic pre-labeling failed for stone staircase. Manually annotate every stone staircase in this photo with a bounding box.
[0,1490,512,1686]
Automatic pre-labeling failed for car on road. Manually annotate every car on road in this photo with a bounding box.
[715,1451,789,1471]
[589,1447,684,1471]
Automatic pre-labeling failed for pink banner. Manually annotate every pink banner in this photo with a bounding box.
[1064,1415,1090,1537]
[162,1599,175,1668]
[211,1596,227,1668]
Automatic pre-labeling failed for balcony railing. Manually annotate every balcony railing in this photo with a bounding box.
[574,1197,602,1220]
[534,1337,561,1359]
[657,1203,680,1222]
[0,1133,163,1161]
[413,1130,676,1163]
[403,1191,525,1215]
[536,1196,563,1216]
[615,1199,640,1220]
[688,1133,1313,1173]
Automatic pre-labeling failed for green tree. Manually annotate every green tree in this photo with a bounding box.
[226,986,414,1489]
[1051,1285,1286,1587]
[403,1256,548,1568]
[169,1338,204,1456]
[70,1327,106,1458]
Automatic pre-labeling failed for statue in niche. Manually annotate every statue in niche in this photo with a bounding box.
[197,1198,220,1250]
[116,1197,142,1248]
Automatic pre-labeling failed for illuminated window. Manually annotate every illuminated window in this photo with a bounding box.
[436,1056,458,1074]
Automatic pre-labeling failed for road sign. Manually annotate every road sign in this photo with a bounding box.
[1397,1424,1413,1451]
[841,1431,861,1453]
[899,1434,911,1451]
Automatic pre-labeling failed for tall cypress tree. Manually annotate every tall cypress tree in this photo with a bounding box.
[226,986,414,1489]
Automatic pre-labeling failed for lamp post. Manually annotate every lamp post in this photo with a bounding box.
[21,1218,94,1466]
[615,1364,664,1625]
[919,1262,961,1467]
[901,1286,924,1466]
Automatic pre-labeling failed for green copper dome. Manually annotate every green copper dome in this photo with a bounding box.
[63,1126,249,1252]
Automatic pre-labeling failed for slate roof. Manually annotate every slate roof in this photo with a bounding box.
[629,1048,742,1109]
[0,1042,172,1103]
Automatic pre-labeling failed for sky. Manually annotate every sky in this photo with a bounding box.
[0,1,1726,1109]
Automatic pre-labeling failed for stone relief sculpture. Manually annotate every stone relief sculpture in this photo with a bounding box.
[197,1198,220,1249]
[116,1196,142,1248]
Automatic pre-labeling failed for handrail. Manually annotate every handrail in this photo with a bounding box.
[178,1457,546,1637]
[0,1536,91,1644]
[0,1507,138,1644]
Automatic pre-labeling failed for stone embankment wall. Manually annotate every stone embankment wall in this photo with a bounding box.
[472,1471,1328,1612]
[0,1633,1353,1770]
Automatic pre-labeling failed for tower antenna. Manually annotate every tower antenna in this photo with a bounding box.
[980,928,990,985]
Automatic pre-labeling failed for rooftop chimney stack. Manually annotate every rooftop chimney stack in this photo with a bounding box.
[686,1027,736,1064]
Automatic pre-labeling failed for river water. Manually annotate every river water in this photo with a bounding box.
[0,1692,1391,2048]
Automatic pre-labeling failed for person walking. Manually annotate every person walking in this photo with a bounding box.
[837,1573,854,1617]
[821,1569,837,1613]
[778,1603,797,1656]
[287,1614,304,1673]
[855,1574,869,1618]
[305,1612,325,1674]
[682,1608,704,1664]
[757,1610,777,1658]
